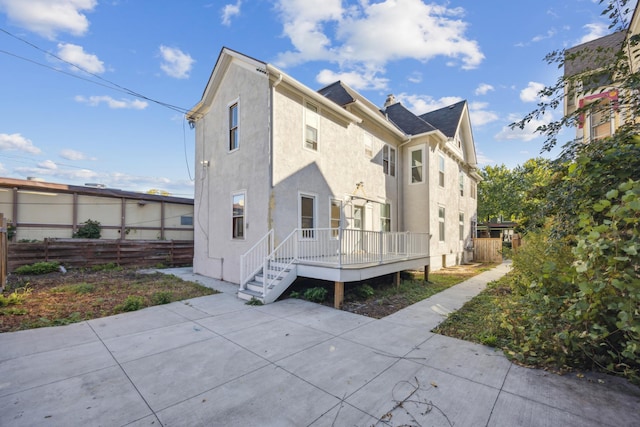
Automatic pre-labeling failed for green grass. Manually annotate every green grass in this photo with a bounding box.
[433,275,512,348]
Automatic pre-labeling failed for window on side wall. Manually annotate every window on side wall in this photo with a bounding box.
[438,206,445,242]
[410,148,423,183]
[229,101,239,151]
[438,154,445,187]
[364,132,373,158]
[180,215,193,226]
[232,192,245,239]
[305,103,319,151]
[589,100,612,141]
[300,194,316,238]
[383,145,396,177]
[380,203,391,232]
[459,212,464,241]
[459,170,464,196]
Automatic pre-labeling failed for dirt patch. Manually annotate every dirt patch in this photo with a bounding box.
[0,268,216,333]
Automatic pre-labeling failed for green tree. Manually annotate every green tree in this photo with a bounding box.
[477,164,520,223]
[73,219,101,239]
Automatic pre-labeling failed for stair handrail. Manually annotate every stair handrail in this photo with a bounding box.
[239,229,274,290]
[263,228,299,296]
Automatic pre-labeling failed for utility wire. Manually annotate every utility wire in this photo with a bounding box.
[0,27,191,114]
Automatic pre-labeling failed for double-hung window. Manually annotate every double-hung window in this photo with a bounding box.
[459,170,464,196]
[438,206,445,242]
[459,212,464,241]
[438,154,445,187]
[232,192,245,239]
[589,101,612,141]
[410,148,423,183]
[364,133,373,157]
[229,101,239,151]
[305,103,319,150]
[383,145,396,177]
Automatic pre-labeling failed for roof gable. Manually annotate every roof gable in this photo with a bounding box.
[384,102,437,135]
[419,100,466,138]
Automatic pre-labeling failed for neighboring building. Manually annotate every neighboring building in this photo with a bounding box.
[564,4,640,142]
[0,177,194,241]
[187,47,480,304]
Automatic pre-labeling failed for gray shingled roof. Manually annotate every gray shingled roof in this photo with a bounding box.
[384,102,437,135]
[419,100,466,138]
[317,81,356,106]
[317,80,467,137]
[564,30,626,77]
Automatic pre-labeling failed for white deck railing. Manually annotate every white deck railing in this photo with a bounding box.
[239,229,273,289]
[240,228,430,290]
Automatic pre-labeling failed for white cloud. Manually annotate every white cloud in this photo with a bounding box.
[578,22,609,44]
[60,148,95,161]
[0,0,96,39]
[57,43,105,74]
[75,95,148,110]
[38,159,58,170]
[495,113,552,142]
[159,45,195,79]
[475,150,494,165]
[407,71,422,84]
[221,1,241,26]
[0,163,6,174]
[0,133,42,154]
[274,0,483,88]
[15,165,98,180]
[397,93,463,115]
[468,101,499,127]
[316,68,388,91]
[531,29,556,42]
[474,83,494,96]
[520,81,548,103]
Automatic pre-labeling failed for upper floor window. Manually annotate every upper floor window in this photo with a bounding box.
[438,154,445,187]
[459,212,464,241]
[459,170,464,196]
[383,145,396,177]
[232,192,245,239]
[305,102,319,151]
[470,181,477,199]
[364,132,373,158]
[589,100,613,141]
[229,101,239,151]
[410,148,423,184]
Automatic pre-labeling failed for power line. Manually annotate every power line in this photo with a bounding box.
[0,27,191,115]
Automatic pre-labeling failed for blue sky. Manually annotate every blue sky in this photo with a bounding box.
[0,0,631,197]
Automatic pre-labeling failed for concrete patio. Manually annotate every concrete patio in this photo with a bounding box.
[0,262,638,426]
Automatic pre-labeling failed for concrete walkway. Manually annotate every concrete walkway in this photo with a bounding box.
[0,262,638,426]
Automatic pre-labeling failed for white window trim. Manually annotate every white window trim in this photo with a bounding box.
[364,132,373,158]
[438,205,445,243]
[228,98,240,153]
[383,144,396,177]
[231,190,246,240]
[409,146,425,185]
[298,191,318,240]
[438,153,445,188]
[459,212,465,241]
[303,101,320,152]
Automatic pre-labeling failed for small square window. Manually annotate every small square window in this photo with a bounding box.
[180,215,193,226]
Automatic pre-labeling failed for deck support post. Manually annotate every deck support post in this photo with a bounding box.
[394,271,401,288]
[334,281,344,309]
[424,265,429,283]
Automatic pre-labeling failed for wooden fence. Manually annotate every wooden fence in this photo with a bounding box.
[7,239,194,272]
[474,238,503,263]
[0,214,7,290]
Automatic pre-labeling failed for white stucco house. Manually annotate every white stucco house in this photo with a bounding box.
[187,47,480,306]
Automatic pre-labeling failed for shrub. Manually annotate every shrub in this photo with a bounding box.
[354,283,375,299]
[151,291,172,305]
[245,297,264,306]
[116,295,145,312]
[303,287,328,303]
[14,261,60,275]
[73,219,101,239]
[0,287,31,307]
